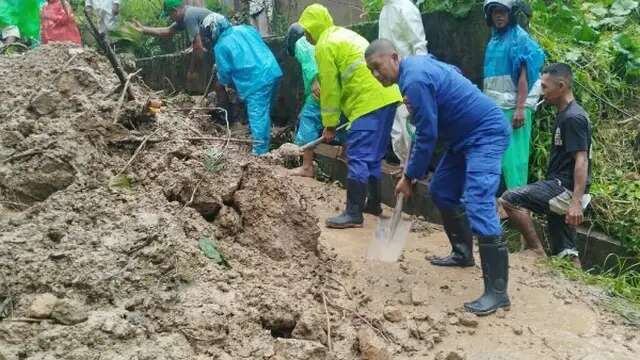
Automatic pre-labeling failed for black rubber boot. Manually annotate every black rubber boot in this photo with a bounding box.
[363,177,383,216]
[430,207,475,267]
[464,235,511,316]
[326,179,367,229]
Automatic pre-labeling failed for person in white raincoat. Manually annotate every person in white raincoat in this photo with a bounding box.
[85,0,119,34]
[378,0,428,165]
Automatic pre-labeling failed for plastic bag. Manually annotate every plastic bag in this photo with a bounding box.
[0,0,43,43]
[40,0,81,45]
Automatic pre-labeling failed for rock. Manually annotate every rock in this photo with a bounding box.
[291,311,327,345]
[272,338,327,360]
[458,314,478,328]
[410,285,429,306]
[448,316,459,326]
[1,130,24,147]
[50,299,88,325]
[413,311,431,322]
[435,350,467,360]
[27,293,59,318]
[383,305,403,322]
[29,90,60,116]
[357,328,392,360]
[512,326,523,335]
[124,296,144,311]
[496,308,506,319]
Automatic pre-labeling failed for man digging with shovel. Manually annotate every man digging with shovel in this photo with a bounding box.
[365,39,512,315]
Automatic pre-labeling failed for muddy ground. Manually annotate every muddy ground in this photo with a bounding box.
[0,44,638,359]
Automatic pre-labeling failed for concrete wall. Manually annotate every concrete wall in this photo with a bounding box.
[135,5,490,127]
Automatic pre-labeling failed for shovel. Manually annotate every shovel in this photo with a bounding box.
[368,189,412,263]
[277,123,349,157]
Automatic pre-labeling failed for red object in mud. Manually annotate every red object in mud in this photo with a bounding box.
[40,0,81,45]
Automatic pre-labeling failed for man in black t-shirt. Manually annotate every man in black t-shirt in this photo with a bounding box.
[500,63,591,268]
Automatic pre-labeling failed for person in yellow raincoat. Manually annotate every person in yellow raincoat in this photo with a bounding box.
[298,3,402,229]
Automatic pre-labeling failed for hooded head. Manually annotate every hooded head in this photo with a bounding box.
[201,13,231,47]
[298,4,334,45]
[483,0,514,29]
[163,0,185,22]
[285,23,305,57]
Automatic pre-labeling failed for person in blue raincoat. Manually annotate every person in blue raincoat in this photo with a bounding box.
[200,14,283,155]
[483,0,545,192]
[284,23,322,177]
[365,39,512,316]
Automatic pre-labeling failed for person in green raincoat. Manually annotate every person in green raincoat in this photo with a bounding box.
[297,4,402,229]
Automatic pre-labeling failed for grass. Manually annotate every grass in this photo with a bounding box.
[549,255,640,326]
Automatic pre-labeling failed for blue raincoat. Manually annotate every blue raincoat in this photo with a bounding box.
[484,24,545,190]
[400,56,511,236]
[214,25,283,155]
[483,25,545,109]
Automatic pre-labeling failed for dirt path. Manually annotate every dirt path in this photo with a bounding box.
[287,172,639,360]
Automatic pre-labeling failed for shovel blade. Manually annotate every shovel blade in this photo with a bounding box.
[368,216,412,262]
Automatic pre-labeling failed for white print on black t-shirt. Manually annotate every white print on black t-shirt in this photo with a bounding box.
[554,127,562,146]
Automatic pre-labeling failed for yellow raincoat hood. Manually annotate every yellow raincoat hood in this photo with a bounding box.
[297,4,402,128]
[298,4,333,44]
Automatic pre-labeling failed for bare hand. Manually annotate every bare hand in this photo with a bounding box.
[322,127,336,143]
[311,79,320,101]
[131,20,144,32]
[112,4,120,16]
[512,108,525,129]
[395,176,413,198]
[565,202,584,226]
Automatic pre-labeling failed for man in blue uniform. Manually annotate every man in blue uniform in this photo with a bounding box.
[365,39,512,315]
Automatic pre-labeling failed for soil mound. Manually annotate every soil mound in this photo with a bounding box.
[0,44,350,359]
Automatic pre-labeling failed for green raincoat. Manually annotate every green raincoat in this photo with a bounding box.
[298,4,402,128]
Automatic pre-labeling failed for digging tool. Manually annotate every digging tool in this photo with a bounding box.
[200,65,218,106]
[275,122,349,157]
[368,163,412,262]
[301,122,349,151]
[83,7,135,100]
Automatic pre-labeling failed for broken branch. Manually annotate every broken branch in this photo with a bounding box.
[113,69,142,124]
[117,129,160,176]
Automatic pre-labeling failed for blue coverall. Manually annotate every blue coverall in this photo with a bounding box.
[214,25,283,155]
[400,56,511,236]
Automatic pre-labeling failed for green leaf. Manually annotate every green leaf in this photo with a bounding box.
[574,24,600,43]
[589,3,610,17]
[108,174,132,190]
[199,238,231,268]
[610,0,639,16]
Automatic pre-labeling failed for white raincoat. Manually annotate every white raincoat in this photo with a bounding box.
[85,0,119,33]
[379,0,427,164]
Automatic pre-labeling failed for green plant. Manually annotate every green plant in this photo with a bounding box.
[204,148,226,173]
[550,255,640,325]
[529,0,640,253]
[420,0,481,17]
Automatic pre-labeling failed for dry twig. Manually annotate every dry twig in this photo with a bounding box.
[2,149,44,163]
[117,128,160,176]
[113,69,142,124]
[322,291,333,353]
[185,136,259,144]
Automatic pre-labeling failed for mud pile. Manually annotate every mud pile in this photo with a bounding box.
[0,44,357,359]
